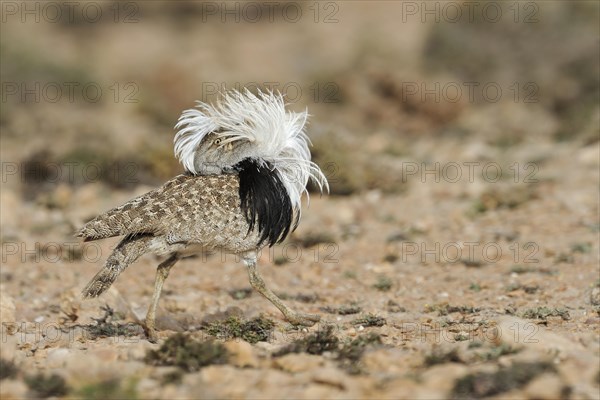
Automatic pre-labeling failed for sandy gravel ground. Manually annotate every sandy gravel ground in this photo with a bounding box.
[1,2,599,399]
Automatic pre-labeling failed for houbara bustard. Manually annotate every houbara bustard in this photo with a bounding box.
[77,90,328,341]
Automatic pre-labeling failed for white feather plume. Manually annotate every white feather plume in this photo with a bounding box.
[174,89,328,211]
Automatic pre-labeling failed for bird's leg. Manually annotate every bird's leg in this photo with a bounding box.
[144,254,179,342]
[243,253,320,327]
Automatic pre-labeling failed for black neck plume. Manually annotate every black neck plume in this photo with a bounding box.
[237,158,296,247]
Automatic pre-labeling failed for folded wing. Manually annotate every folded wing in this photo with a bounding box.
[76,174,240,242]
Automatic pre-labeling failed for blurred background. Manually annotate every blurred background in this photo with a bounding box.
[1,1,599,398]
[2,1,597,199]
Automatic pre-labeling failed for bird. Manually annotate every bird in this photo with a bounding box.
[77,89,329,342]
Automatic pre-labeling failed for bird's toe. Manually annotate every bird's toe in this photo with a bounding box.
[287,312,321,327]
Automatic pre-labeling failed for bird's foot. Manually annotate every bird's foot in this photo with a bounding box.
[143,323,159,343]
[284,311,321,327]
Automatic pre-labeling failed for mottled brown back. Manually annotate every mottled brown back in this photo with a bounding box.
[76,174,255,251]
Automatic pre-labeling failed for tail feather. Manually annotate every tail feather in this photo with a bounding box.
[82,261,121,298]
[76,195,157,241]
[81,235,152,298]
[76,174,190,241]
[77,212,148,242]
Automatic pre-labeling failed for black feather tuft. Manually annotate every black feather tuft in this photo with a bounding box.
[237,158,296,247]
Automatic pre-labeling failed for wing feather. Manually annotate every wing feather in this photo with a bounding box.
[76,174,239,242]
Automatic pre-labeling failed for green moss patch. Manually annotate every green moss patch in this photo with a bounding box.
[145,333,228,372]
[373,275,393,291]
[25,373,70,398]
[76,379,138,400]
[320,304,362,315]
[424,303,479,316]
[275,325,340,356]
[0,359,19,380]
[352,314,387,327]
[452,361,555,398]
[275,325,383,374]
[86,305,142,339]
[521,307,570,321]
[204,315,275,344]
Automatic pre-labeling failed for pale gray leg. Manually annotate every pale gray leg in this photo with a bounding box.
[243,252,320,327]
[144,254,179,342]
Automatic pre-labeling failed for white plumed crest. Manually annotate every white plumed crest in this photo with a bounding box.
[174,89,328,211]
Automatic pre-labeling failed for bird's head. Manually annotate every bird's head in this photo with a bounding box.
[174,89,328,209]
[186,130,255,175]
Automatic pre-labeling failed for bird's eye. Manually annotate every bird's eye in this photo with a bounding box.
[214,138,222,146]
